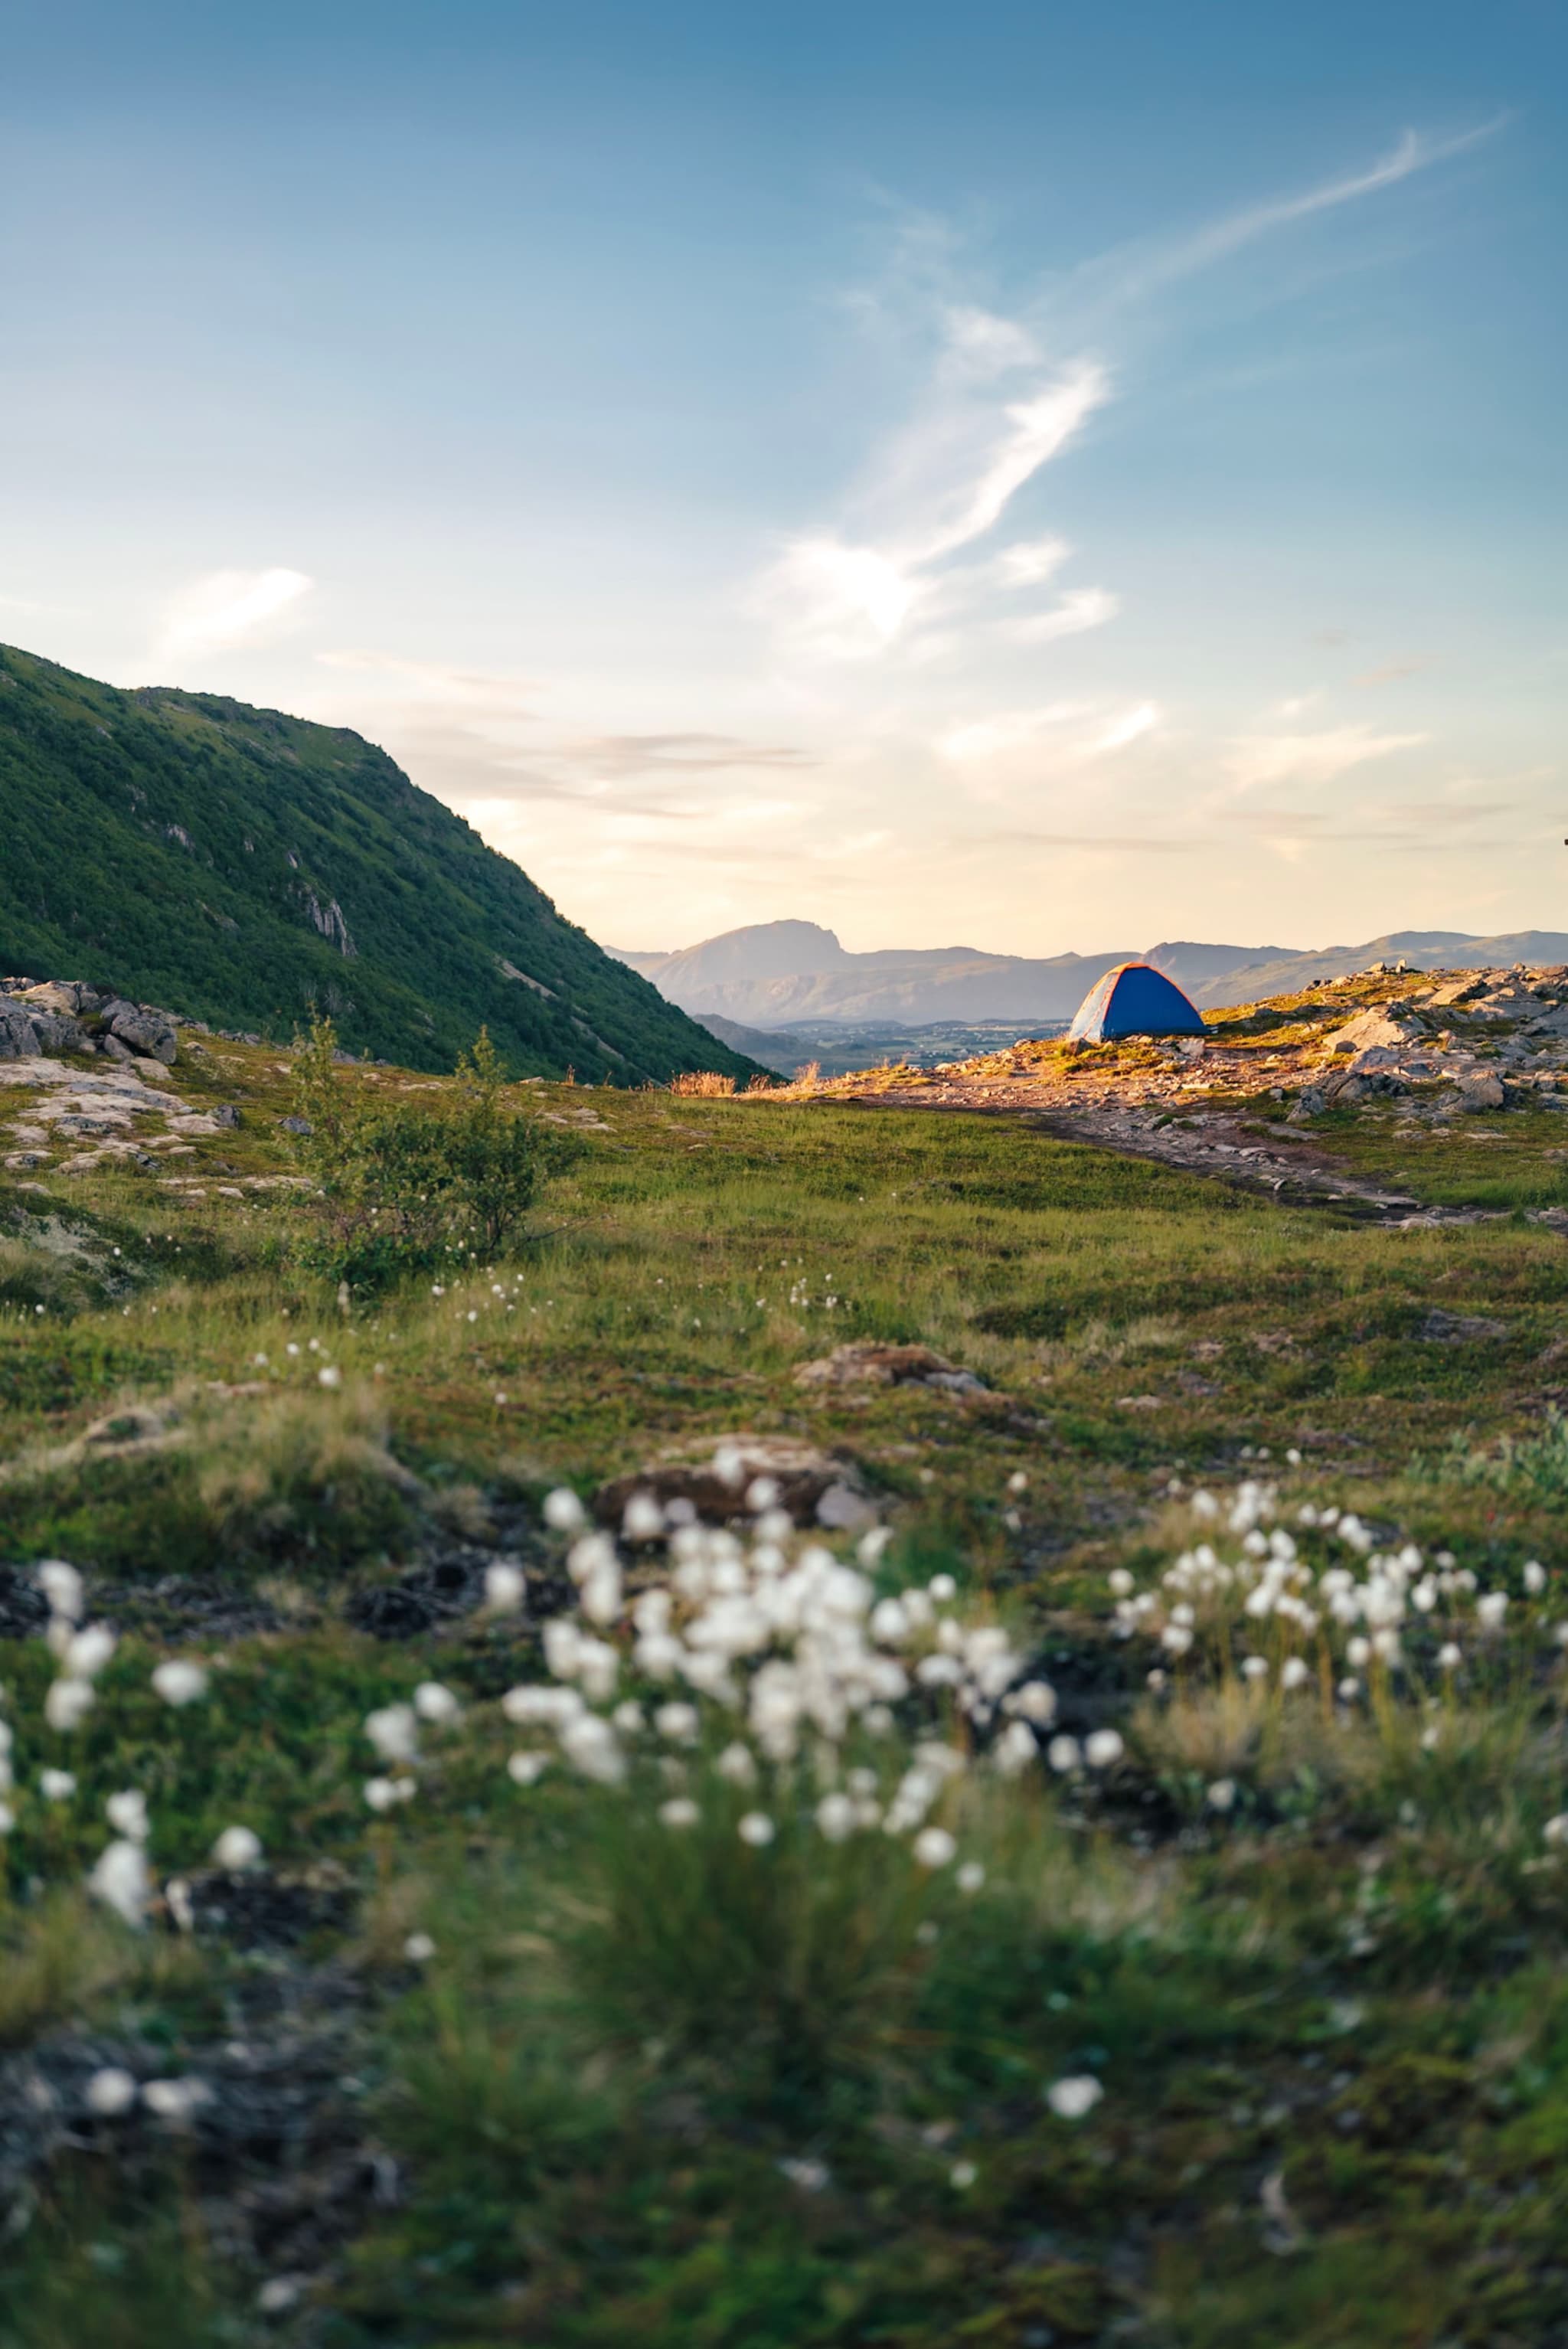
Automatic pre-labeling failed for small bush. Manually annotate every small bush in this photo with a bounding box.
[670,1071,736,1096]
[288,1017,570,1291]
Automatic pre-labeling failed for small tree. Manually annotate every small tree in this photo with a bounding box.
[448,1027,554,1256]
[286,1018,572,1290]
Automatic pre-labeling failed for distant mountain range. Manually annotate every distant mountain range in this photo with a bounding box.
[0,646,758,1084]
[611,920,1568,1030]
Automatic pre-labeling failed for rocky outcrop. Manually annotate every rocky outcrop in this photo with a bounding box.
[0,979,181,1065]
[300,892,356,959]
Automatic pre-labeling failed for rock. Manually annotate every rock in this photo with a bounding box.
[1418,1309,1508,1344]
[278,1115,313,1135]
[18,980,102,1018]
[595,1436,871,1531]
[1322,1009,1419,1057]
[99,1032,136,1063]
[1287,1087,1326,1122]
[793,1341,987,1395]
[1425,974,1488,1008]
[214,1103,242,1128]
[28,1011,86,1054]
[103,1005,178,1065]
[1455,1073,1505,1112]
[0,1001,42,1060]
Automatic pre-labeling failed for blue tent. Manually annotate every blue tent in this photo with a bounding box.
[1067,961,1207,1043]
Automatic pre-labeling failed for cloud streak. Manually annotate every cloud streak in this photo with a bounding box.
[155,567,312,663]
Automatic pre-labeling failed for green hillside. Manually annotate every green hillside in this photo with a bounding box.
[0,644,757,1084]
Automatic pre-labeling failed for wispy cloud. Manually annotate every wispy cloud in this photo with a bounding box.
[1352,655,1430,687]
[316,649,538,710]
[1068,119,1506,320]
[155,567,312,663]
[1225,724,1429,791]
[757,119,1497,683]
[1002,586,1119,645]
[756,343,1112,660]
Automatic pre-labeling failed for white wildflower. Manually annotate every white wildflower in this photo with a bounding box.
[1046,2075,1104,2120]
[716,1740,757,1787]
[105,1790,149,1843]
[654,1701,701,1745]
[1525,1560,1547,1596]
[1046,1735,1081,1773]
[142,2077,211,2124]
[413,1681,461,1724]
[1544,1815,1568,1848]
[1084,1730,1124,1769]
[1009,1681,1058,1726]
[543,1487,586,1533]
[956,1861,985,1894]
[1207,1779,1236,1812]
[151,1659,209,1707]
[364,1704,420,1764]
[1437,1643,1462,1671]
[913,1826,956,1869]
[84,2067,139,2117]
[559,1712,625,1785]
[622,1491,665,1542]
[403,1932,436,1962]
[737,1811,776,1848]
[39,1769,76,1802]
[483,1560,525,1612]
[64,1624,116,1679]
[88,1838,149,1926]
[658,1796,700,1828]
[991,1719,1038,1777]
[815,1792,857,1842]
[507,1751,550,1786]
[1279,1658,1312,1692]
[37,1560,84,1621]
[211,1825,263,1871]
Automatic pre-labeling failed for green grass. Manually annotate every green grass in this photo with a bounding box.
[4,1043,1568,2344]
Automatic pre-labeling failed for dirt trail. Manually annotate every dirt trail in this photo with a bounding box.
[770,961,1568,1230]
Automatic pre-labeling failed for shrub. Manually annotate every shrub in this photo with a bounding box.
[287,1017,570,1291]
[670,1071,736,1096]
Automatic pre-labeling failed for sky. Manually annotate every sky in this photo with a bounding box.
[2,0,1565,957]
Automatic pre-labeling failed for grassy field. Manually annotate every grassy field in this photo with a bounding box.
[3,1038,1568,2347]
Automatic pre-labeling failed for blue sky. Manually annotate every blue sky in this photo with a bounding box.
[2,0,1563,953]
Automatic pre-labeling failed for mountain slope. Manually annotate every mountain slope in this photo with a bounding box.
[616,919,1568,1027]
[612,923,1290,1025]
[0,645,757,1084]
[1181,930,1568,1007]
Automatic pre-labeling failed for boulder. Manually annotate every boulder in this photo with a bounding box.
[1455,1072,1505,1112]
[18,980,103,1018]
[0,1001,41,1060]
[102,1004,178,1065]
[793,1341,987,1395]
[1322,1009,1418,1058]
[1418,1309,1508,1344]
[28,1010,86,1054]
[595,1435,874,1532]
